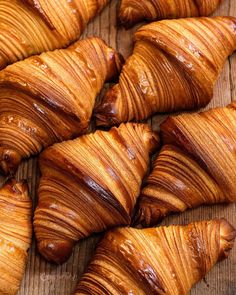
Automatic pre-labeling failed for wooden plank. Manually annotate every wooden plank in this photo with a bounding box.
[17,0,236,294]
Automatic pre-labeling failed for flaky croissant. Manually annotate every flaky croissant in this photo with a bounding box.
[95,17,236,127]
[135,102,236,227]
[75,219,236,295]
[0,37,122,175]
[0,179,32,295]
[0,0,109,69]
[34,123,159,264]
[118,0,223,27]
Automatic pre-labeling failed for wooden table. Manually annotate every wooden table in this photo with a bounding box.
[14,1,236,294]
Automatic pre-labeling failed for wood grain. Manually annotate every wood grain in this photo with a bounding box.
[14,1,236,294]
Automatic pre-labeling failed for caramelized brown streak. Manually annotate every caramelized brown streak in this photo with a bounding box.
[135,103,236,227]
[75,219,235,295]
[95,17,236,126]
[0,37,123,174]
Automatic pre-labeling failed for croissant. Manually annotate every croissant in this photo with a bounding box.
[118,0,223,27]
[95,17,236,127]
[135,102,236,227]
[0,37,122,175]
[0,179,32,295]
[75,218,236,295]
[0,0,109,69]
[34,123,159,264]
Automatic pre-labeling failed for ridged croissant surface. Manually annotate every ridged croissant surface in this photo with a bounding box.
[0,37,122,175]
[0,179,32,295]
[135,102,236,227]
[34,123,159,264]
[119,0,222,27]
[0,0,109,69]
[95,17,236,126]
[75,219,236,295]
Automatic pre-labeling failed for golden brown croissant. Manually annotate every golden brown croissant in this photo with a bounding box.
[95,17,236,127]
[0,179,32,295]
[0,0,109,69]
[135,102,236,227]
[118,0,223,27]
[0,37,122,175]
[34,123,159,264]
[75,219,236,295]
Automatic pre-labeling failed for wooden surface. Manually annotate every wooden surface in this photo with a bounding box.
[12,1,236,294]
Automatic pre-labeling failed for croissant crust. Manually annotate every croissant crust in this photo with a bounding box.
[95,17,236,126]
[119,0,223,27]
[0,0,109,69]
[34,123,159,263]
[0,37,122,175]
[75,219,236,295]
[135,102,236,227]
[0,179,32,295]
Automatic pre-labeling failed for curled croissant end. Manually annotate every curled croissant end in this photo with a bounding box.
[219,218,236,260]
[95,17,236,126]
[105,51,125,82]
[95,84,123,126]
[34,123,159,263]
[1,178,29,197]
[75,219,235,295]
[0,148,22,175]
[0,179,32,295]
[118,3,144,29]
[134,103,236,227]
[118,0,223,28]
[37,239,74,264]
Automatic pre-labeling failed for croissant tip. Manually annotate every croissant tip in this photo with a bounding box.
[118,7,143,29]
[105,49,125,82]
[95,86,122,127]
[0,178,29,199]
[0,148,21,175]
[37,239,74,264]
[132,204,162,228]
[219,218,236,260]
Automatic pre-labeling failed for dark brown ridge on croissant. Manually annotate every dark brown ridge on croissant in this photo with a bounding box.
[0,0,109,69]
[0,37,123,175]
[34,123,159,264]
[75,219,236,295]
[134,102,236,227]
[95,17,236,127]
[118,0,223,28]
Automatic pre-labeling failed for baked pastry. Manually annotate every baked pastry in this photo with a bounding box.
[95,17,236,126]
[0,37,122,174]
[135,102,236,227]
[34,123,159,264]
[75,219,236,295]
[119,0,223,27]
[0,0,109,69]
[0,179,32,295]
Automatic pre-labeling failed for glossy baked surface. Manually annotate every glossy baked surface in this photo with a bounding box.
[6,1,235,294]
